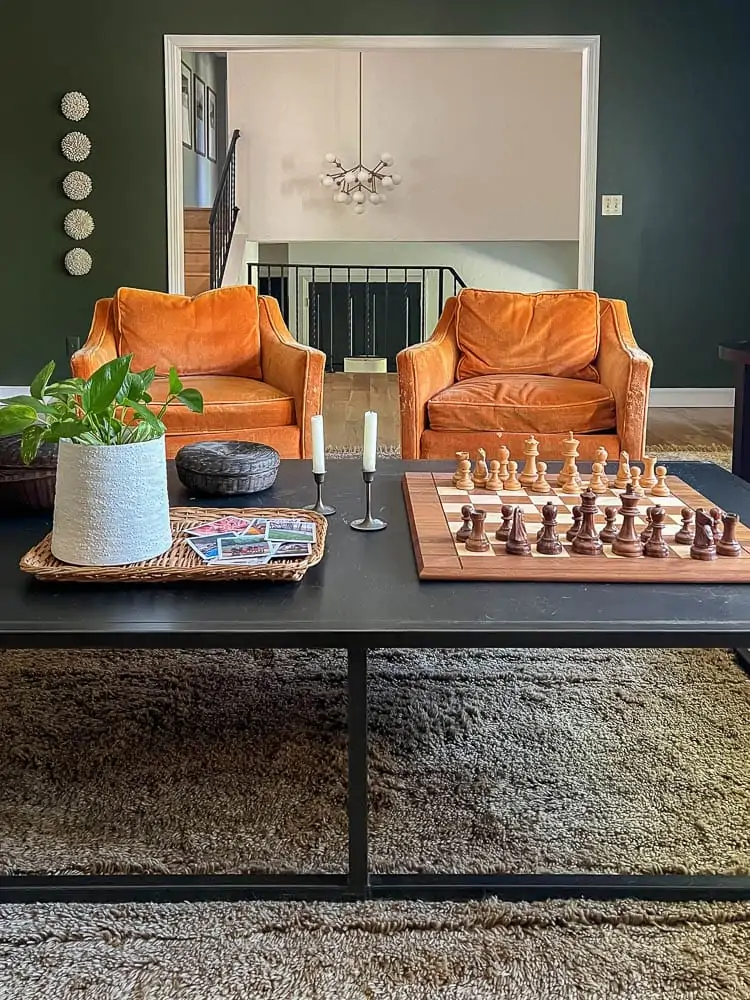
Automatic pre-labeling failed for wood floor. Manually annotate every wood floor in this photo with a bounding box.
[322,373,734,452]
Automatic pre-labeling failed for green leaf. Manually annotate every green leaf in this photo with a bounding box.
[42,419,89,443]
[29,361,56,400]
[1,395,56,416]
[47,378,85,398]
[82,356,132,415]
[117,372,145,405]
[0,404,39,438]
[138,366,157,391]
[123,399,166,437]
[176,388,204,413]
[168,367,183,396]
[20,425,47,464]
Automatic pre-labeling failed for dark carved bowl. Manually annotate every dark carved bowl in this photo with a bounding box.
[175,440,281,496]
[0,433,58,511]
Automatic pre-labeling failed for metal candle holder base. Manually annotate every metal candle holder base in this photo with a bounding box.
[305,471,336,516]
[350,470,387,532]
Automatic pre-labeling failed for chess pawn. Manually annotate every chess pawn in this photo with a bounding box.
[644,506,670,558]
[571,488,604,556]
[566,505,582,542]
[505,506,531,556]
[519,435,540,487]
[709,506,723,542]
[486,460,503,491]
[614,451,631,491]
[674,508,695,546]
[588,462,608,495]
[537,501,562,555]
[495,504,514,542]
[504,461,522,491]
[465,508,490,552]
[474,448,489,487]
[453,451,470,487]
[530,461,552,494]
[599,506,618,543]
[594,446,609,486]
[690,508,716,561]
[497,445,510,483]
[455,457,474,491]
[629,467,645,497]
[612,491,644,557]
[455,504,474,542]
[640,506,655,544]
[641,456,658,490]
[650,466,671,497]
[717,512,742,557]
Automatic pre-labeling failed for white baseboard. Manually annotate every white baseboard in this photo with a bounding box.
[0,385,27,398]
[649,388,734,407]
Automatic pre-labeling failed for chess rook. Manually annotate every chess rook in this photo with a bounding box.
[641,456,658,489]
[453,451,470,487]
[465,509,490,552]
[717,512,741,557]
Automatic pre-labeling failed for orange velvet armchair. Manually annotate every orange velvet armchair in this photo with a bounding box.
[72,286,326,459]
[397,289,653,462]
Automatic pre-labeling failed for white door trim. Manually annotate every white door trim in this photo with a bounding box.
[164,33,600,295]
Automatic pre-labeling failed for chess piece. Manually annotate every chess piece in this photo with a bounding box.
[717,512,742,557]
[644,505,670,558]
[497,445,510,484]
[588,462,608,495]
[557,430,581,491]
[495,504,514,542]
[571,488,604,555]
[641,456,658,490]
[599,506,618,543]
[674,508,695,546]
[465,508,490,552]
[474,448,489,487]
[537,502,563,555]
[519,436,540,487]
[566,505,583,542]
[612,491,644,557]
[506,506,531,556]
[640,506,655,544]
[709,506,724,542]
[650,466,671,497]
[453,451,470,487]
[614,451,631,491]
[594,446,609,486]
[455,504,474,543]
[629,467,645,497]
[530,461,552,494]
[455,456,474,491]
[486,460,503,491]
[504,461,522,491]
[690,508,716,561]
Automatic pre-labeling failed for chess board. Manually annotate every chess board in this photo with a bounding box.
[402,472,750,582]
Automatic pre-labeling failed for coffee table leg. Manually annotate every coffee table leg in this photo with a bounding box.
[732,364,750,480]
[346,646,370,898]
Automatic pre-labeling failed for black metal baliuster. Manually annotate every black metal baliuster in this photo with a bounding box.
[209,129,240,290]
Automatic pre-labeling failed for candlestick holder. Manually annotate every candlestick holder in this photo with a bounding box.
[305,471,336,516]
[350,469,387,531]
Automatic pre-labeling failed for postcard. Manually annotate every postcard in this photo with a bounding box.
[266,518,316,544]
[186,516,252,537]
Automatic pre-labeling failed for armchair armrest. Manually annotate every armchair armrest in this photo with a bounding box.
[396,298,459,459]
[595,298,653,460]
[71,298,118,378]
[259,295,326,459]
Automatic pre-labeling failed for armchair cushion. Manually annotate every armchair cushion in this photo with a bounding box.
[147,375,294,434]
[427,374,616,435]
[455,289,600,383]
[116,286,262,379]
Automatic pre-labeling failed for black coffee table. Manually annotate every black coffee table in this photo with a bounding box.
[719,341,750,480]
[1,459,749,904]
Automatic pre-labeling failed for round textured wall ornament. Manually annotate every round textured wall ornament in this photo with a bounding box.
[60,91,89,121]
[61,131,91,162]
[62,170,92,200]
[63,209,94,240]
[64,247,92,276]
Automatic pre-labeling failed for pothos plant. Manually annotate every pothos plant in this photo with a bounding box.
[0,355,204,464]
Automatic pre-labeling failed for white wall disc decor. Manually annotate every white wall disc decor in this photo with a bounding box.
[64,247,92,276]
[61,131,91,162]
[62,170,92,200]
[63,209,94,240]
[60,91,89,121]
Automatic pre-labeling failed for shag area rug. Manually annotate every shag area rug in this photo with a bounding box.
[1,898,749,999]
[1,646,749,876]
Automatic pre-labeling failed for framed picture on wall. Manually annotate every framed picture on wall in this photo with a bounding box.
[180,62,192,149]
[207,86,217,162]
[193,75,206,157]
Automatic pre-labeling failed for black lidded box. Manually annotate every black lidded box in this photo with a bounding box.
[175,440,281,496]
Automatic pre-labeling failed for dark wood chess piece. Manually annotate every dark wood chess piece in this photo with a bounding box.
[455,504,474,543]
[599,506,618,543]
[495,504,513,542]
[709,506,724,542]
[506,506,531,556]
[640,506,654,544]
[611,491,644,557]
[566,504,582,542]
[465,508,490,552]
[571,488,603,555]
[644,505,669,558]
[537,501,562,555]
[674,507,695,545]
[690,508,716,561]
[717,511,742,557]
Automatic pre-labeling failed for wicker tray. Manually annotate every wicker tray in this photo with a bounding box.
[19,507,327,584]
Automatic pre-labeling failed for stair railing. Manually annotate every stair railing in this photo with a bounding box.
[209,129,240,289]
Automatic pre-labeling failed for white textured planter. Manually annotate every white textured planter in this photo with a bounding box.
[51,437,172,566]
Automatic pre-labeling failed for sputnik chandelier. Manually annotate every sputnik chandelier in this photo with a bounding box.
[320,52,402,214]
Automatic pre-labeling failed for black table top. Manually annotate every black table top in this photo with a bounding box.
[1,460,750,648]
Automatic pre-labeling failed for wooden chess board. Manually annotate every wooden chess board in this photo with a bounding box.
[402,472,750,582]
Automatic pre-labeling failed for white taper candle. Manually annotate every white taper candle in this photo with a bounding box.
[311,414,326,474]
[363,411,378,472]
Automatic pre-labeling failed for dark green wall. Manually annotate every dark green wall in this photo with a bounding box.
[3,1,749,386]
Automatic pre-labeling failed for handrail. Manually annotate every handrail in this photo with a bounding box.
[209,129,240,288]
[209,129,240,227]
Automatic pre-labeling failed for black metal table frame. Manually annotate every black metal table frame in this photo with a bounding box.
[1,630,749,905]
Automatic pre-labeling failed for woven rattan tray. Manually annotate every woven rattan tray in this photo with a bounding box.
[19,507,327,583]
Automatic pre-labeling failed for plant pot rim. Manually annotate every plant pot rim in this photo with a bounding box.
[59,435,166,449]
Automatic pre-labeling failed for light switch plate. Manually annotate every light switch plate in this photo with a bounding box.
[602,194,623,216]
